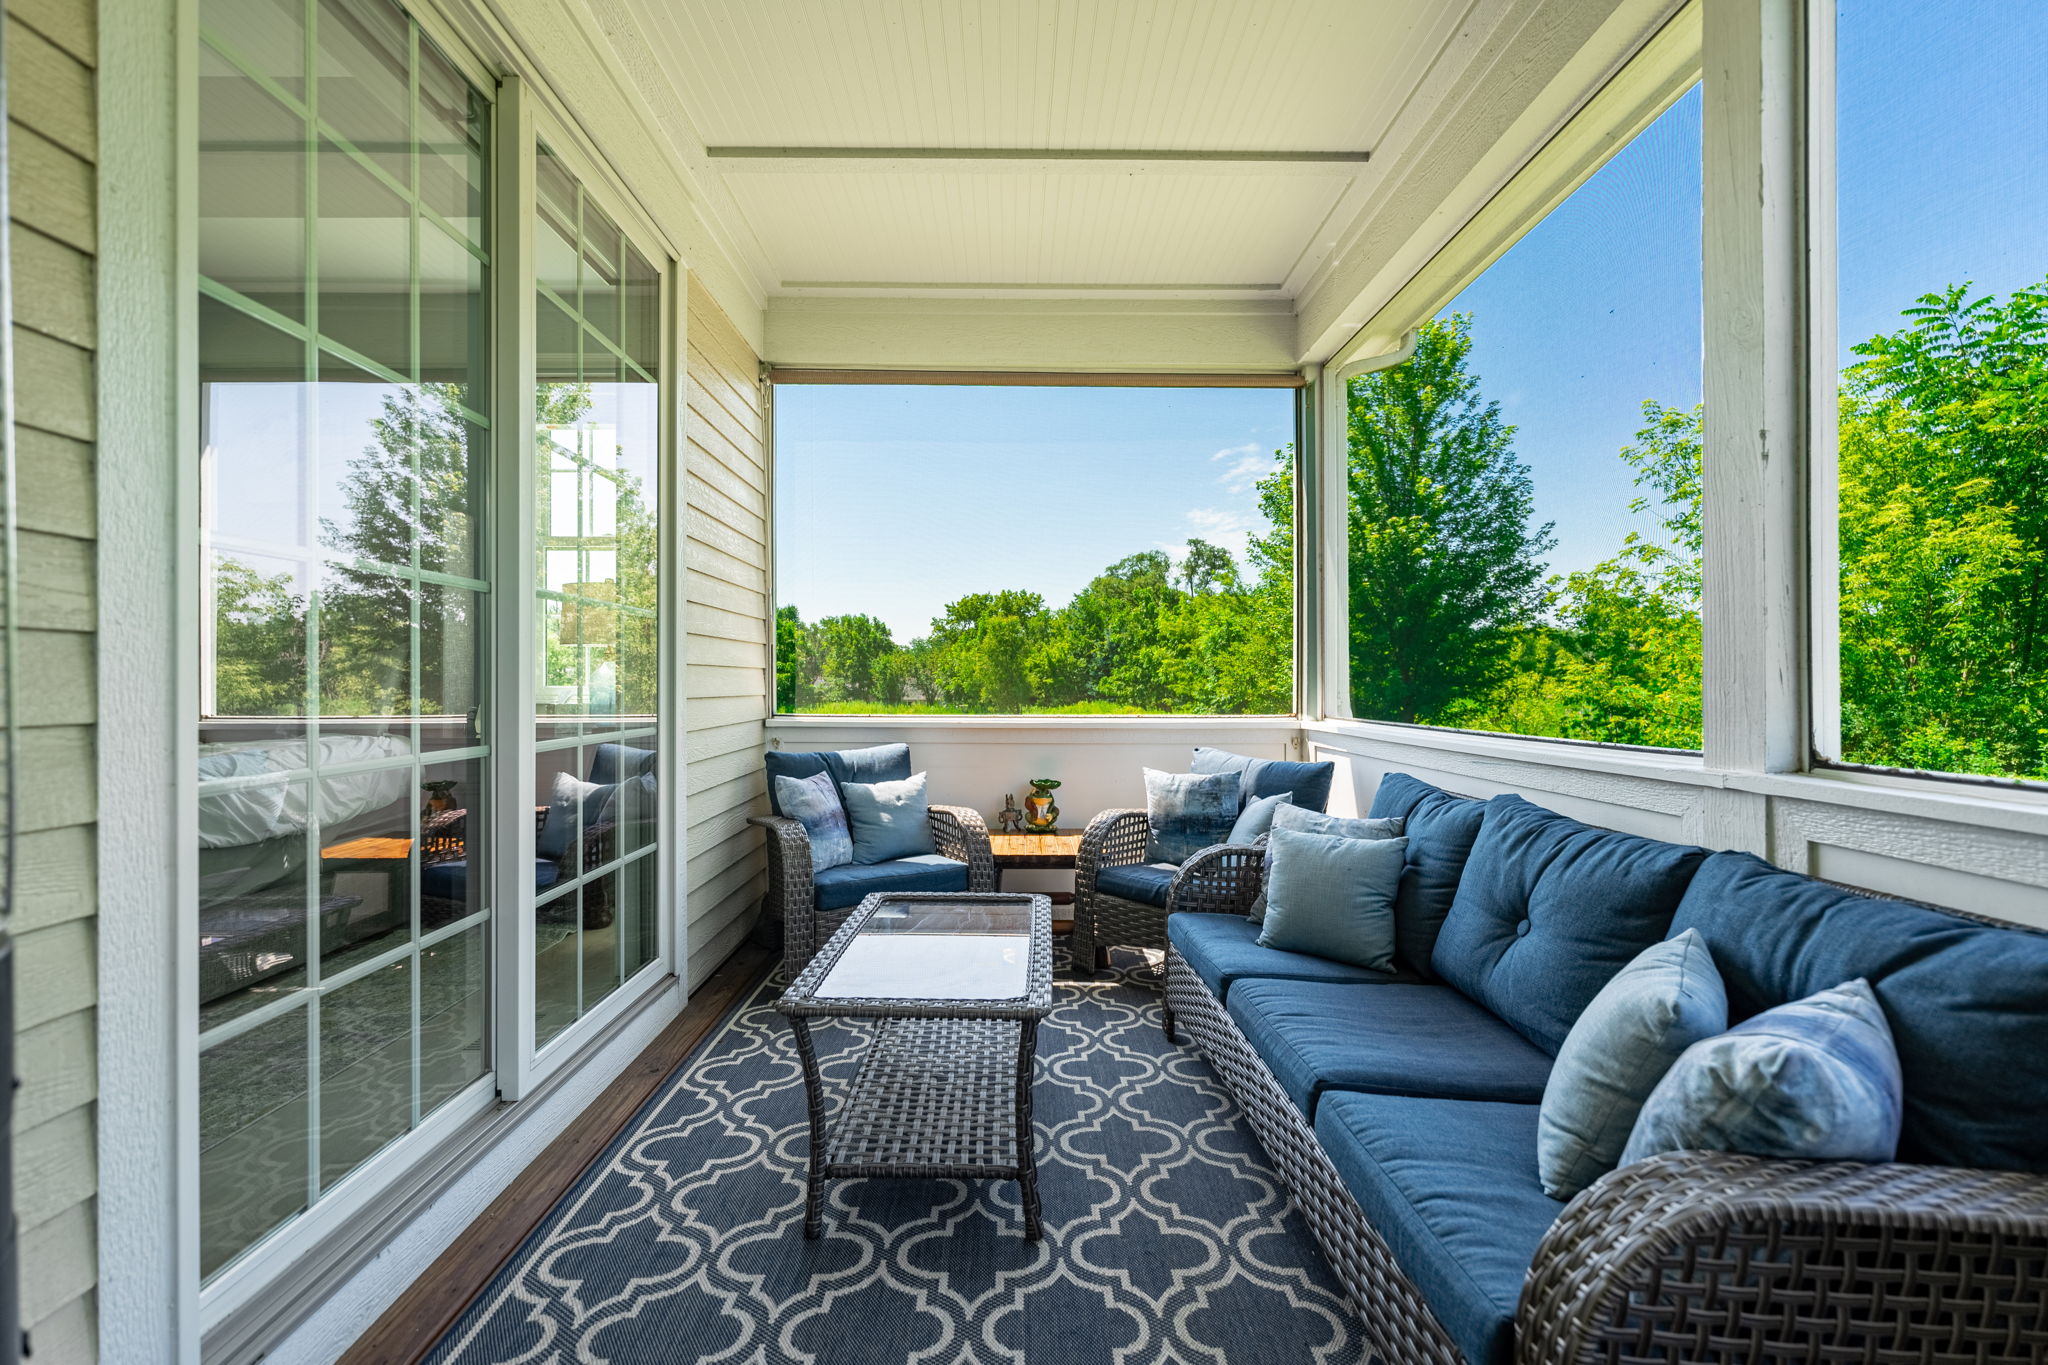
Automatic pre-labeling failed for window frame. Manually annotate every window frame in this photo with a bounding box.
[765,370,1307,721]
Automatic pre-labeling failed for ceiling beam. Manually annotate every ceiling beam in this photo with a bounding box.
[705,145,1370,175]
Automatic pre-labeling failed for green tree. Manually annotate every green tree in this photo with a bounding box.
[812,614,902,703]
[1346,316,1554,722]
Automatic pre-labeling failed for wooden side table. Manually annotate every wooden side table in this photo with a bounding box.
[989,829,1083,929]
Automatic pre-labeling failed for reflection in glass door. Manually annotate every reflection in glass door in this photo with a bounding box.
[529,143,663,1048]
[194,0,492,1281]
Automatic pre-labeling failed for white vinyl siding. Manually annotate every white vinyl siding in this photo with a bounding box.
[10,0,101,1357]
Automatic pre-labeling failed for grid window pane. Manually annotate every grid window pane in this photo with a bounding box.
[420,923,488,1116]
[197,5,491,1284]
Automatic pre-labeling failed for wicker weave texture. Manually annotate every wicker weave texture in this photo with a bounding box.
[1073,807,1267,978]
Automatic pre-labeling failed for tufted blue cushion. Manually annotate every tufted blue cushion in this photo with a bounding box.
[1096,861,1178,907]
[763,743,912,815]
[1367,773,1489,980]
[812,853,967,912]
[1226,978,1554,1117]
[589,742,657,785]
[1622,978,1903,1167]
[1167,912,1404,1002]
[1538,929,1727,1198]
[1315,1093,1564,1365]
[1192,746,1336,813]
[1432,795,1707,1055]
[1670,850,2048,1173]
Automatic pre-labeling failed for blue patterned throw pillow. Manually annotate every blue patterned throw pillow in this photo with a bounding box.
[1621,978,1903,1167]
[1539,929,1728,1198]
[1143,768,1241,864]
[772,770,853,872]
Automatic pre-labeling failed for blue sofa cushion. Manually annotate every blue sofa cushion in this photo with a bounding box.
[589,742,657,785]
[1192,746,1336,813]
[1168,912,1405,1002]
[1432,795,1707,1055]
[1366,773,1488,981]
[421,858,560,902]
[1226,978,1554,1117]
[1096,861,1179,907]
[763,743,912,815]
[812,853,967,912]
[1315,1093,1565,1365]
[1670,850,2048,1173]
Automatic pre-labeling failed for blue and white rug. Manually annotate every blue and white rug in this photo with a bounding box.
[428,946,1366,1364]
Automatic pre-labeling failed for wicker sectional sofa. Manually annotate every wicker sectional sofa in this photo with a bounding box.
[1161,772,2048,1365]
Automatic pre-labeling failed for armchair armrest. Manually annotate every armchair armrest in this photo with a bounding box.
[1166,842,1266,918]
[1517,1151,2048,1365]
[1076,808,1150,889]
[928,804,996,891]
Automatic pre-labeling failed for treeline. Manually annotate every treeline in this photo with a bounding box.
[783,283,2048,783]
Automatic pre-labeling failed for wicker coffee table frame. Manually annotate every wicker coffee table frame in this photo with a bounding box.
[776,891,1055,1241]
[1164,896,2048,1364]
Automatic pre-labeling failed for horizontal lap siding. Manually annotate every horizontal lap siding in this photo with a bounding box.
[685,279,769,988]
[10,2,100,1359]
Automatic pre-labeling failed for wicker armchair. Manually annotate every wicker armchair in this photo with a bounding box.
[1160,860,2048,1365]
[1071,807,1266,978]
[751,804,995,984]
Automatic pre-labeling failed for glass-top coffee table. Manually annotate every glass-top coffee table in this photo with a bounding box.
[775,891,1055,1239]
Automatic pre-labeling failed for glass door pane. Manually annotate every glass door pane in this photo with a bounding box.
[195,0,492,1281]
[529,143,664,1047]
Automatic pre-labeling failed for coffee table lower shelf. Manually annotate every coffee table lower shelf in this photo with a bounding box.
[790,1014,1043,1240]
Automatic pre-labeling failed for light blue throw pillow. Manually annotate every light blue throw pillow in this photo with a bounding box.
[772,770,853,872]
[1248,804,1405,924]
[1228,791,1293,844]
[1256,827,1407,971]
[1621,978,1903,1167]
[538,770,615,862]
[840,771,938,864]
[1143,768,1241,864]
[1538,929,1728,1198]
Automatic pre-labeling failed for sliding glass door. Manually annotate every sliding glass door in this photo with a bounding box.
[194,0,494,1280]
[527,141,666,1050]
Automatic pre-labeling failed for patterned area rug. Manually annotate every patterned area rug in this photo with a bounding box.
[428,945,1366,1364]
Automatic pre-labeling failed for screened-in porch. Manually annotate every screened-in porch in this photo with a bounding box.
[10,0,2048,1362]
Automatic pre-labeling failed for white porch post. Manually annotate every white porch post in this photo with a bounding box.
[1700,0,1811,850]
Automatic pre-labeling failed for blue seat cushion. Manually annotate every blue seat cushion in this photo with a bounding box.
[811,853,966,912]
[1368,773,1488,980]
[420,859,559,902]
[1672,850,2048,1173]
[764,743,912,816]
[1167,912,1405,1002]
[1432,795,1707,1055]
[1095,861,1178,907]
[1315,1093,1564,1365]
[1225,978,1554,1117]
[1192,746,1336,813]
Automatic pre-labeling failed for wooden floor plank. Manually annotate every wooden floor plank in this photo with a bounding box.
[339,942,775,1365]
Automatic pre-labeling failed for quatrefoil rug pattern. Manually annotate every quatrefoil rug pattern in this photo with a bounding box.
[429,947,1365,1364]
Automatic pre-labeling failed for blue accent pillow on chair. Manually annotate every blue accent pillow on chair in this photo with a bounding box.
[841,771,937,864]
[1622,978,1903,1167]
[1257,828,1407,971]
[1228,792,1293,843]
[1143,768,1241,864]
[772,770,853,872]
[1538,929,1727,1198]
[1192,747,1335,813]
[538,771,614,863]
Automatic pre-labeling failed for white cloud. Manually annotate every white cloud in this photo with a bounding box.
[1172,507,1256,566]
[1210,441,1275,494]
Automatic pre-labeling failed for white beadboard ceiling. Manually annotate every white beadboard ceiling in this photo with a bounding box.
[620,0,1487,298]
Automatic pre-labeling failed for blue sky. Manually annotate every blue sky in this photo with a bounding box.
[780,0,2045,644]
